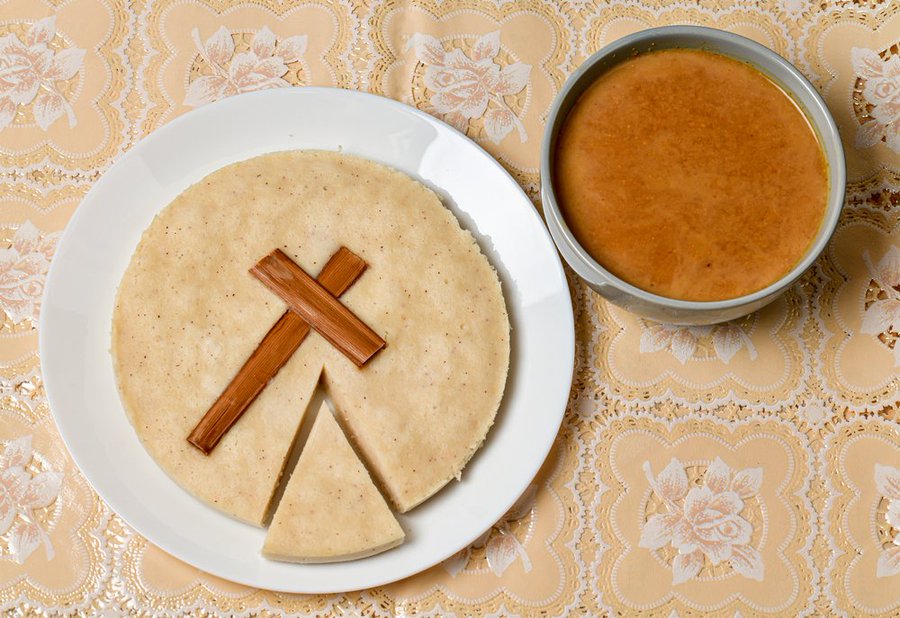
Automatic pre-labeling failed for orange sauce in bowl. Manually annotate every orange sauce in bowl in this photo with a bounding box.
[554,49,828,301]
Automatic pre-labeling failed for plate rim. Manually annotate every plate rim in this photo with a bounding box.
[39,87,575,592]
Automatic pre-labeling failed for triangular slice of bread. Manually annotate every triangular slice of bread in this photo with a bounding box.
[262,403,404,562]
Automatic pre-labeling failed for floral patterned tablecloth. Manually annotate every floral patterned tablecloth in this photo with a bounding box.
[0,0,898,616]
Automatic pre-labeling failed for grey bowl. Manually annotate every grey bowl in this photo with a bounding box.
[541,26,845,325]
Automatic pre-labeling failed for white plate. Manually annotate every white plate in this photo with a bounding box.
[40,88,574,593]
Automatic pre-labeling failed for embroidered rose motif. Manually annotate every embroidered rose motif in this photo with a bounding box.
[407,31,531,144]
[184,26,307,107]
[0,221,61,326]
[852,47,900,152]
[639,322,758,364]
[875,464,900,577]
[0,16,85,131]
[442,484,535,577]
[861,245,900,365]
[640,458,764,584]
[0,435,62,563]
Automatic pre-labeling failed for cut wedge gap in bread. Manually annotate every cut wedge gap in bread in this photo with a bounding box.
[318,370,400,510]
[263,401,405,563]
[261,373,327,526]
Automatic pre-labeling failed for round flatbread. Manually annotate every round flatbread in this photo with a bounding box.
[112,150,510,525]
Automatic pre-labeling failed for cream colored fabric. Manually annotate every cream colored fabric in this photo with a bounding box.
[112,150,510,524]
[263,403,404,563]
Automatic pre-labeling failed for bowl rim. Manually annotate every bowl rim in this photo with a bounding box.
[540,25,846,312]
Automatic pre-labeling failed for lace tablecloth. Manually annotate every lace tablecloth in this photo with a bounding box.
[1,0,898,615]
